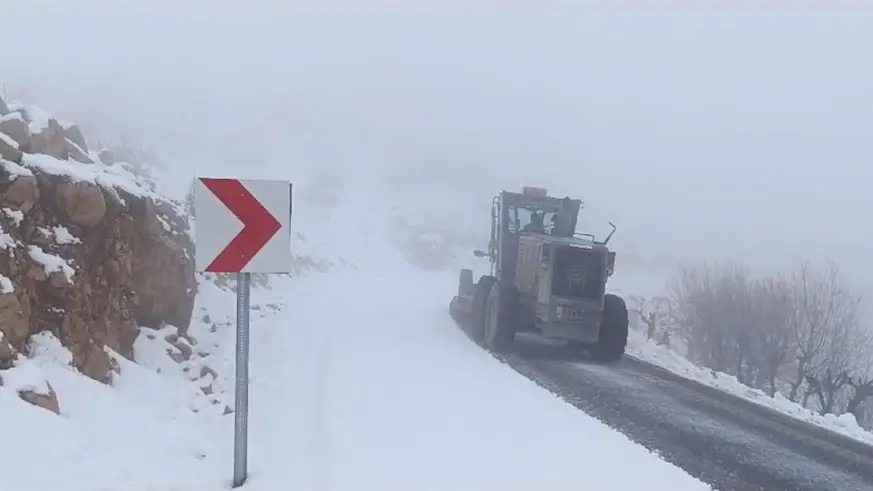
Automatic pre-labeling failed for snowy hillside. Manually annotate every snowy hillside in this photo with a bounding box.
[0,97,713,490]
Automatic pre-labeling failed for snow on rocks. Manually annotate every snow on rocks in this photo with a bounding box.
[2,356,52,394]
[0,273,13,293]
[6,99,60,134]
[0,223,15,250]
[0,130,18,150]
[0,94,196,391]
[0,332,61,415]
[2,207,24,226]
[27,244,75,283]
[51,224,81,244]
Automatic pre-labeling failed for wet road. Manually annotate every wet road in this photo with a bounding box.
[495,335,873,491]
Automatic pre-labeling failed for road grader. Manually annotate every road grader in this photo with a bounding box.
[449,186,629,362]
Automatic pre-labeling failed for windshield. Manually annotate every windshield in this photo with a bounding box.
[510,206,558,235]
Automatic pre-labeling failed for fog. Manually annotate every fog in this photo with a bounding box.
[3,6,872,293]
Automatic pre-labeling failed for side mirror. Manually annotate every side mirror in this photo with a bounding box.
[473,250,487,258]
[597,221,617,246]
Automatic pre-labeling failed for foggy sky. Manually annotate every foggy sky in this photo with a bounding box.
[2,6,872,295]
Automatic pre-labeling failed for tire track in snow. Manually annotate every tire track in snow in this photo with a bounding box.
[299,336,333,491]
[260,288,335,491]
[308,336,333,491]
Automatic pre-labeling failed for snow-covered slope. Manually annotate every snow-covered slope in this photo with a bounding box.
[610,269,873,448]
[9,89,866,490]
[0,98,714,490]
[627,329,873,447]
[4,229,712,491]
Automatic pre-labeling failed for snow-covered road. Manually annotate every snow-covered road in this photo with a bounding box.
[10,245,873,490]
[241,266,710,491]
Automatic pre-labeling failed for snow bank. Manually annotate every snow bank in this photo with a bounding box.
[611,266,873,449]
[2,330,229,491]
[628,328,873,447]
[1,356,51,395]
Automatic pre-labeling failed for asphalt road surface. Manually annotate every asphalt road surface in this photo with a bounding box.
[495,334,873,491]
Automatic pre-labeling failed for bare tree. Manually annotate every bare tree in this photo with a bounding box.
[840,328,873,421]
[785,261,860,406]
[725,265,758,385]
[669,262,759,378]
[668,264,711,364]
[641,300,659,341]
[625,295,646,334]
[846,375,873,422]
[750,275,795,395]
[667,258,873,421]
[630,295,672,343]
[652,296,674,348]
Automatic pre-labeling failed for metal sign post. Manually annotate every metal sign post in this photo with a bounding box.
[233,271,252,487]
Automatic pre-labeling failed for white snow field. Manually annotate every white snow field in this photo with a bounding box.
[1,249,712,491]
[240,264,712,491]
[0,105,710,490]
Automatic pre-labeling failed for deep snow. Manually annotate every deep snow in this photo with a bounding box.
[1,108,710,489]
[244,266,711,491]
[0,260,713,491]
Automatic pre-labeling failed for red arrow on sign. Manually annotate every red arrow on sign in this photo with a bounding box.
[201,178,282,273]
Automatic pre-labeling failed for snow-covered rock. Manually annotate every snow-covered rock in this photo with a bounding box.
[0,95,195,389]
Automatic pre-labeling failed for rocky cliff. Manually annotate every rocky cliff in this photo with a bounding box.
[0,97,195,411]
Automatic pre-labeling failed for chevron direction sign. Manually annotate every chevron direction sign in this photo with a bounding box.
[193,177,292,487]
[194,178,292,274]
